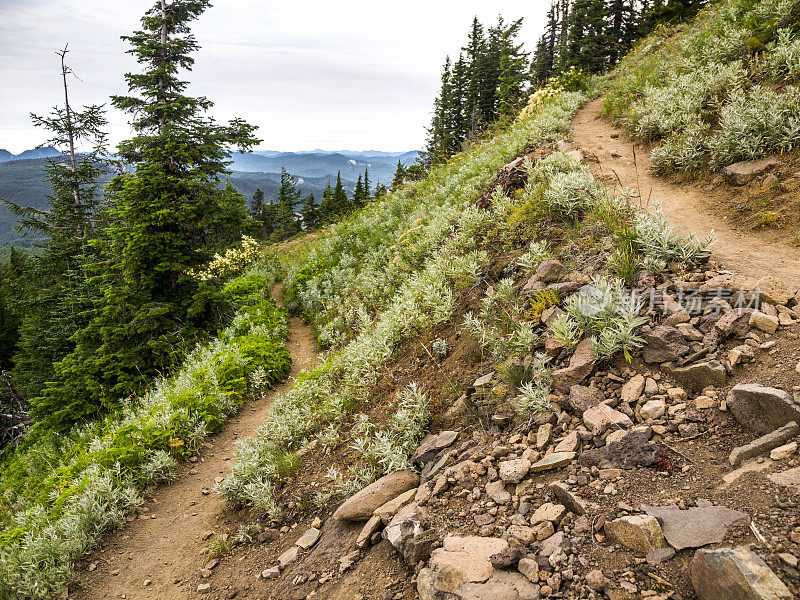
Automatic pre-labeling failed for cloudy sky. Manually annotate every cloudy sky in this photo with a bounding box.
[0,1,547,154]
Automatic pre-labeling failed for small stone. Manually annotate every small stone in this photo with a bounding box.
[604,515,667,553]
[486,479,511,504]
[694,396,716,410]
[518,557,539,583]
[261,567,280,580]
[278,546,299,569]
[750,311,780,334]
[197,584,211,594]
[771,441,798,461]
[642,505,749,550]
[143,579,152,587]
[295,527,321,550]
[640,399,666,421]
[530,502,566,526]
[621,375,646,404]
[729,422,799,466]
[647,547,676,566]
[499,458,531,483]
[779,553,799,568]
[554,431,578,453]
[529,452,576,472]
[583,404,633,436]
[586,569,607,591]
[536,423,553,451]
[334,470,419,521]
[727,385,800,434]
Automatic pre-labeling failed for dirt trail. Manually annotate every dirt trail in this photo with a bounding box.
[571,99,800,286]
[72,285,319,600]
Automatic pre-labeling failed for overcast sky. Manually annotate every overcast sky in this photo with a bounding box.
[0,1,547,154]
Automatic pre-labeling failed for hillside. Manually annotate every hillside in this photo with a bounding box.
[3,1,800,600]
[0,155,371,246]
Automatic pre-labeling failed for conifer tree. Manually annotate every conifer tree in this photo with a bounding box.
[319,182,335,222]
[353,175,365,207]
[362,167,371,202]
[333,171,349,214]
[391,160,406,190]
[250,187,268,238]
[495,18,530,119]
[34,0,259,429]
[3,47,109,399]
[563,0,609,73]
[373,184,387,199]
[300,192,318,230]
[273,168,300,240]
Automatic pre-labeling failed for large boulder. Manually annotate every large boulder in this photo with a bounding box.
[727,384,800,434]
[334,470,419,521]
[721,156,779,186]
[643,505,749,550]
[691,546,792,600]
[641,325,690,364]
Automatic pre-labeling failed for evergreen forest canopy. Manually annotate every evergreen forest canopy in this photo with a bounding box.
[424,0,706,165]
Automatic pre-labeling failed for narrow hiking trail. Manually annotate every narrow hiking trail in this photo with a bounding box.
[571,99,800,286]
[71,286,319,600]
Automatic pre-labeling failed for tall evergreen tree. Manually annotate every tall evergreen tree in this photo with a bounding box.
[391,160,406,190]
[332,171,349,214]
[34,0,259,429]
[3,47,109,399]
[362,167,371,202]
[319,182,335,222]
[563,0,609,74]
[463,17,488,138]
[300,192,319,230]
[249,187,269,239]
[273,168,300,240]
[495,18,530,119]
[353,175,365,206]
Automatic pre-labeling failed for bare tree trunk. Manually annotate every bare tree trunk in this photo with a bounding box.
[159,0,168,131]
[58,46,83,241]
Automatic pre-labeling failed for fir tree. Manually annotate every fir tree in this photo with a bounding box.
[353,175,365,207]
[34,0,259,429]
[319,182,335,222]
[391,160,406,190]
[300,192,319,230]
[362,167,371,202]
[495,18,529,119]
[3,47,109,399]
[373,184,387,199]
[563,0,609,73]
[249,187,267,238]
[333,171,349,214]
[273,168,300,240]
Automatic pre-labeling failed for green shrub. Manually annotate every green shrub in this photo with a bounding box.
[0,256,289,599]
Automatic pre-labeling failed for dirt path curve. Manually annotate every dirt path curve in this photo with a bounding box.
[72,285,319,600]
[571,99,800,285]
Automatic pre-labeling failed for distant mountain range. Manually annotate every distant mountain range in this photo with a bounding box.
[229,150,419,183]
[0,147,61,163]
[0,147,420,246]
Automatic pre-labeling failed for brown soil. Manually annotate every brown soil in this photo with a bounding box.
[70,285,320,600]
[570,99,800,285]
